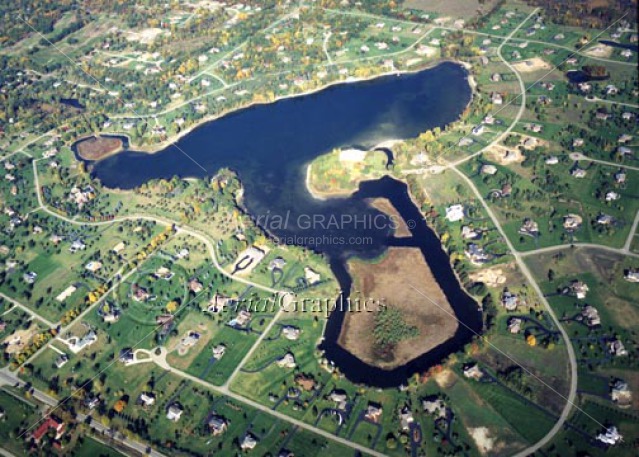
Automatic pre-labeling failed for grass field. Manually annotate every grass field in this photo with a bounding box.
[73,437,126,457]
[0,389,39,456]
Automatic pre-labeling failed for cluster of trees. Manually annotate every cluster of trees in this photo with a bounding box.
[373,306,419,349]
[523,0,637,28]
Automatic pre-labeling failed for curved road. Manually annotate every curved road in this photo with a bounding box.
[452,166,578,457]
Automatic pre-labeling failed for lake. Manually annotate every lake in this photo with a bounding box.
[91,62,482,386]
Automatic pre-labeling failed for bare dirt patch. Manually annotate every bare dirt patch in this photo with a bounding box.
[76,136,124,161]
[433,368,456,388]
[511,57,552,73]
[3,325,37,355]
[584,44,613,58]
[404,0,501,19]
[367,198,411,237]
[469,427,496,455]
[338,247,458,370]
[469,262,522,288]
[485,144,525,165]
[470,266,506,288]
[124,28,163,44]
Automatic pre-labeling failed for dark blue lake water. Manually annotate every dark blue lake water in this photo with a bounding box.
[91,62,482,386]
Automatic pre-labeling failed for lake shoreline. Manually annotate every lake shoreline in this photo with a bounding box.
[81,58,473,160]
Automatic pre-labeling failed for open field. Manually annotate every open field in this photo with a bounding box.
[340,247,458,369]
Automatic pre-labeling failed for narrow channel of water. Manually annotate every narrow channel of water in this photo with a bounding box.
[88,62,481,386]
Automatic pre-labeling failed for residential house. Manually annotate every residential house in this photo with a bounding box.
[32,416,65,444]
[519,219,539,236]
[605,191,620,202]
[563,214,583,230]
[508,318,523,334]
[445,204,464,222]
[304,267,321,285]
[465,243,491,265]
[461,226,481,240]
[463,363,484,380]
[571,168,587,178]
[70,330,97,353]
[85,261,102,273]
[596,426,622,445]
[399,405,414,431]
[188,278,203,293]
[132,285,150,302]
[624,269,639,282]
[84,395,100,410]
[112,241,126,254]
[181,331,201,347]
[596,214,615,225]
[212,344,226,359]
[294,374,316,391]
[281,326,300,340]
[611,380,632,406]
[208,415,228,436]
[166,403,183,421]
[364,403,383,423]
[618,134,633,144]
[581,306,601,327]
[138,392,156,407]
[605,84,619,95]
[501,290,519,311]
[268,257,287,270]
[328,389,348,410]
[608,339,628,357]
[230,309,252,328]
[277,352,296,369]
[154,267,174,280]
[69,240,86,253]
[422,396,447,418]
[207,294,234,313]
[23,271,37,284]
[570,280,589,299]
[481,164,497,175]
[240,432,258,450]
[119,347,134,364]
[55,354,69,369]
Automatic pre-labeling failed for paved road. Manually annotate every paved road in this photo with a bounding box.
[222,307,285,388]
[0,370,165,457]
[569,152,639,172]
[584,96,639,109]
[452,167,578,457]
[136,354,387,457]
[520,241,639,259]
[323,7,638,68]
[0,292,55,328]
[21,161,390,456]
[32,158,282,295]
[624,210,639,252]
